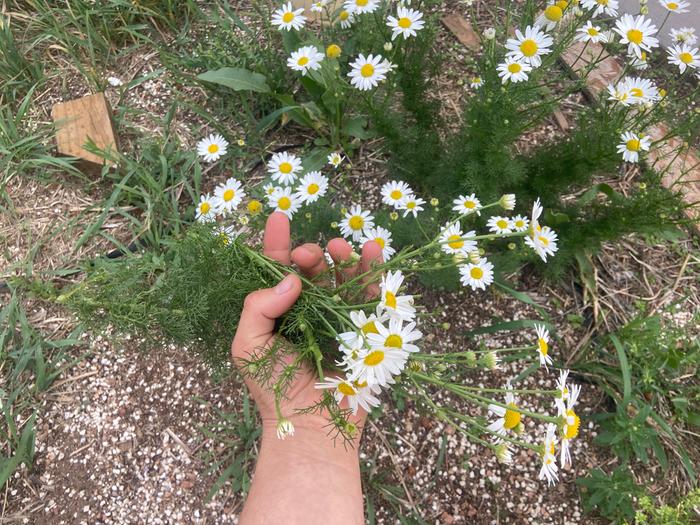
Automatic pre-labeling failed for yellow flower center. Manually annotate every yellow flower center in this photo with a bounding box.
[447,234,464,249]
[208,144,219,154]
[390,189,402,200]
[496,219,508,229]
[627,29,643,45]
[348,215,364,230]
[353,380,368,388]
[307,183,320,194]
[361,321,378,335]
[374,237,385,248]
[515,220,525,228]
[278,196,292,210]
[679,52,693,64]
[398,17,412,28]
[520,39,538,57]
[384,291,397,309]
[597,0,608,4]
[279,161,293,174]
[538,338,548,356]
[544,5,563,21]
[356,0,368,5]
[626,139,641,151]
[298,56,309,66]
[326,44,341,58]
[538,235,550,246]
[200,202,211,214]
[556,0,568,9]
[360,63,375,78]
[407,201,416,209]
[385,334,403,348]
[565,409,581,439]
[247,199,262,214]
[364,350,384,366]
[464,200,476,209]
[470,267,483,279]
[630,87,644,98]
[587,27,599,36]
[223,189,235,202]
[282,11,294,23]
[338,382,357,396]
[667,2,678,9]
[508,62,522,73]
[503,403,521,430]
[339,10,349,20]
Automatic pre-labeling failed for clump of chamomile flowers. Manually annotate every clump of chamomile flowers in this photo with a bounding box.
[188,134,581,485]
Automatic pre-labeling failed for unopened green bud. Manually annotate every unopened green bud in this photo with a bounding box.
[508,242,516,250]
[408,360,423,372]
[465,351,477,367]
[430,198,439,206]
[441,322,451,330]
[480,351,500,370]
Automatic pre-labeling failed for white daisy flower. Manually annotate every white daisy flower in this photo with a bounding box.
[670,27,697,46]
[328,152,344,168]
[195,193,217,223]
[348,53,393,91]
[315,376,382,415]
[337,9,354,28]
[617,131,651,163]
[276,418,295,439]
[366,317,422,355]
[267,186,301,218]
[535,4,565,32]
[197,133,228,163]
[459,258,495,291]
[613,14,659,59]
[510,214,530,232]
[497,57,532,84]
[486,383,522,438]
[397,195,426,218]
[350,310,385,337]
[625,76,660,104]
[295,171,328,204]
[378,270,416,322]
[452,194,482,216]
[534,324,553,368]
[575,21,608,44]
[310,0,327,12]
[539,424,559,485]
[439,222,477,256]
[340,205,375,241]
[271,2,306,31]
[487,216,513,235]
[505,25,553,67]
[659,0,689,13]
[263,182,279,196]
[470,76,484,89]
[381,180,413,208]
[287,45,324,76]
[580,0,618,17]
[555,381,582,468]
[525,225,559,262]
[267,151,303,185]
[386,6,425,40]
[499,194,516,210]
[360,226,396,261]
[667,43,700,73]
[344,0,379,15]
[347,345,408,387]
[213,177,245,214]
[629,50,650,70]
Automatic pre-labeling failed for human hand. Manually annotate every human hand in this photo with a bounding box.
[231,211,383,441]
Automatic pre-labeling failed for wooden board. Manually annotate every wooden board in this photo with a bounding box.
[52,93,119,174]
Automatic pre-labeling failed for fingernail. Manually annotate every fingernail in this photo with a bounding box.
[275,274,294,295]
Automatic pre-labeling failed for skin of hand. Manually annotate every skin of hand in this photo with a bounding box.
[231,212,383,525]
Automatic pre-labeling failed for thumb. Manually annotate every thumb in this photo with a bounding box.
[231,273,302,362]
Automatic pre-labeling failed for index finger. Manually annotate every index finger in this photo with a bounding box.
[263,212,292,265]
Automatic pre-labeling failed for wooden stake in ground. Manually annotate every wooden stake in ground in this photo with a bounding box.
[52,93,119,175]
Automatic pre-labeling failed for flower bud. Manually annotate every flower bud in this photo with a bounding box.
[483,27,496,40]
[305,212,312,219]
[331,221,338,229]
[383,42,393,52]
[499,193,516,210]
[430,197,439,207]
[494,443,513,464]
[344,421,358,437]
[441,322,451,330]
[239,215,249,225]
[468,251,481,264]
[508,242,516,250]
[465,351,477,367]
[390,211,399,221]
[640,5,648,14]
[513,422,524,435]
[276,418,295,440]
[481,351,500,370]
[326,44,342,58]
[237,138,246,146]
[408,360,423,372]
